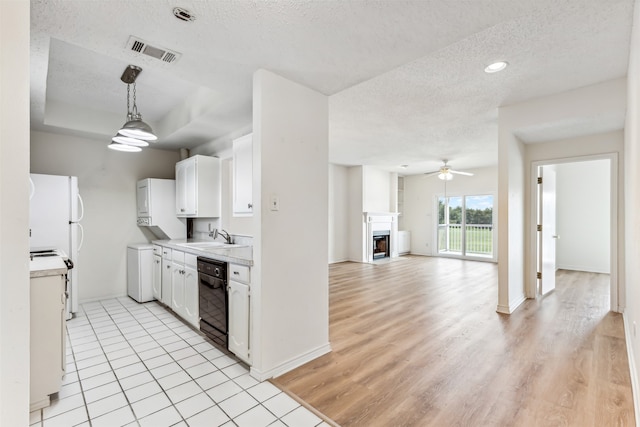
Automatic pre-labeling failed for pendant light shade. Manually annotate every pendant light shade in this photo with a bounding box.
[111,134,149,147]
[108,141,142,152]
[118,114,157,141]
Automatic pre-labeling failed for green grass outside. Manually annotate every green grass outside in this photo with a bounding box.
[438,226,493,255]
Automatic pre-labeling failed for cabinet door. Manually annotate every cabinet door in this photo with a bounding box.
[176,157,198,216]
[183,265,199,328]
[161,258,172,306]
[228,280,250,364]
[172,262,185,316]
[232,134,253,216]
[136,180,150,216]
[152,254,162,301]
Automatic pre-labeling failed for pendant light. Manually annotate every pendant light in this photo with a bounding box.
[109,65,157,152]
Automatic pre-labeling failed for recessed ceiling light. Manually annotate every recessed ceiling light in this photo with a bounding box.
[484,61,508,73]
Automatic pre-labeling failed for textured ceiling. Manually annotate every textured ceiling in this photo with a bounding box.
[30,0,634,175]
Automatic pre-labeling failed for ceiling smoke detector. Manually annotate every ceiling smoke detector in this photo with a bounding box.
[173,7,195,22]
[125,36,182,64]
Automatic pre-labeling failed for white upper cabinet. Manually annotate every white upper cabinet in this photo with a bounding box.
[136,180,150,216]
[175,155,220,218]
[232,134,253,217]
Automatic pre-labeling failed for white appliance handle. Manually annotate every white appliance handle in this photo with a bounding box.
[76,194,85,222]
[29,177,35,200]
[77,223,84,252]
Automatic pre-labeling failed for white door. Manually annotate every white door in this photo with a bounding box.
[540,165,557,295]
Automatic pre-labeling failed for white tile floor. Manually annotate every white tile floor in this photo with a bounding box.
[29,297,330,427]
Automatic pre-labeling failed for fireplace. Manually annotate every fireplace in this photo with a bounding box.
[372,230,390,260]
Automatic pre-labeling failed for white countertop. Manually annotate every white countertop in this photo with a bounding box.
[153,239,253,266]
[30,256,68,278]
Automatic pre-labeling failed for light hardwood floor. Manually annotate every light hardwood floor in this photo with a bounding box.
[273,256,635,427]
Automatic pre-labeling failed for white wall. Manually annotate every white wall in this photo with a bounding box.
[0,1,30,425]
[404,166,498,256]
[623,0,640,418]
[30,131,181,302]
[329,164,349,263]
[251,69,329,379]
[556,160,610,273]
[363,166,392,212]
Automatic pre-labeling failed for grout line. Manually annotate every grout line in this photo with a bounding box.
[65,297,329,427]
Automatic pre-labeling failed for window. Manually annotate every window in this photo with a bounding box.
[438,194,494,259]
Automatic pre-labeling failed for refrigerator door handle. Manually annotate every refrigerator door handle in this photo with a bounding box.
[76,223,84,252]
[76,194,85,222]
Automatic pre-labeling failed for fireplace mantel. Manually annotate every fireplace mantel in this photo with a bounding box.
[363,212,399,262]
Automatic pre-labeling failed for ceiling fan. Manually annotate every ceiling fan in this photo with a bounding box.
[425,160,474,181]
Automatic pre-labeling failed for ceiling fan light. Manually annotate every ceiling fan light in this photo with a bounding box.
[112,134,149,147]
[438,172,453,181]
[108,141,142,152]
[118,115,157,141]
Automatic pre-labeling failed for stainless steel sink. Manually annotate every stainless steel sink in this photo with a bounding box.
[176,242,241,249]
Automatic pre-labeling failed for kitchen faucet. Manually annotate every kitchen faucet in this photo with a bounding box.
[210,228,232,244]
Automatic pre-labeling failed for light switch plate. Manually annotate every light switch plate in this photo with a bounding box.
[270,195,279,211]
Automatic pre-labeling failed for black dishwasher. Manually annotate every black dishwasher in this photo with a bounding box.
[197,257,228,348]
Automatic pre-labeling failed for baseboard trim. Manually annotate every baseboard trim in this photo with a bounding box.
[556,264,610,274]
[496,295,527,314]
[250,342,332,381]
[622,313,640,426]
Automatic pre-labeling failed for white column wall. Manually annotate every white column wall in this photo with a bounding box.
[348,166,365,262]
[623,0,640,418]
[0,1,30,425]
[251,69,329,379]
[329,164,350,263]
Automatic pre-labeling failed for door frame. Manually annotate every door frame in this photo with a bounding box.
[527,153,619,312]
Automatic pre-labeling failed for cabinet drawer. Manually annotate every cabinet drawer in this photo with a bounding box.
[161,247,172,260]
[228,264,250,284]
[185,253,197,268]
[153,245,162,256]
[172,250,185,264]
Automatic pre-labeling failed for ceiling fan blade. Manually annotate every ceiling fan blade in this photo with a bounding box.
[450,170,473,176]
[424,171,440,177]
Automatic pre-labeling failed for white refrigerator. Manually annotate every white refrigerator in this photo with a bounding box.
[29,173,84,317]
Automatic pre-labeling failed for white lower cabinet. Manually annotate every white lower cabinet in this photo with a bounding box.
[228,263,250,364]
[171,250,199,328]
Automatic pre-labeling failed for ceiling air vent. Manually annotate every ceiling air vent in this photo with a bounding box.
[125,36,181,64]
